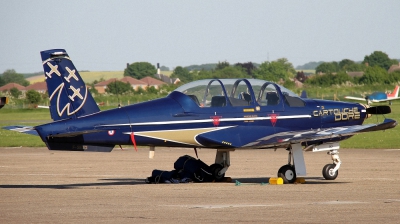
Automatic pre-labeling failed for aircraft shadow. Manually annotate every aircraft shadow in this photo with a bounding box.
[0,177,350,189]
[0,178,147,189]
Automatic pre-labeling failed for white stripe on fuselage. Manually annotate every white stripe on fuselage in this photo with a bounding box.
[100,115,311,127]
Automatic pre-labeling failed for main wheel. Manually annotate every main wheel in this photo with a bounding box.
[277,165,296,184]
[210,163,225,181]
[322,164,338,180]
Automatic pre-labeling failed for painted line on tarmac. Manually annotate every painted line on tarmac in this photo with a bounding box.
[310,201,367,205]
[162,200,371,209]
[162,204,282,209]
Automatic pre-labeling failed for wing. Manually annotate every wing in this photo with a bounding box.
[246,118,397,148]
[344,96,366,101]
[2,126,39,136]
[196,119,397,149]
[345,96,400,103]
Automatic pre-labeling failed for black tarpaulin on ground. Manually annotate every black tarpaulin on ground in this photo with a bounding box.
[146,155,214,184]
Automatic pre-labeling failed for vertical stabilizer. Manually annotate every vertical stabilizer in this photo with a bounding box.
[40,49,100,121]
[388,86,400,98]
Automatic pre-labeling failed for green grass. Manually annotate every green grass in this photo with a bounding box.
[341,102,400,149]
[0,108,51,120]
[0,102,399,148]
[0,109,51,147]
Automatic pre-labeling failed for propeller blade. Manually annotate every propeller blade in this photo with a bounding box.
[366,106,391,114]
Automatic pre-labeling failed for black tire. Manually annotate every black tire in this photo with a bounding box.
[322,164,338,180]
[277,165,296,184]
[210,163,225,181]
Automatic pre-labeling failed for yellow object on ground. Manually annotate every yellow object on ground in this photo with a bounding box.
[269,177,284,185]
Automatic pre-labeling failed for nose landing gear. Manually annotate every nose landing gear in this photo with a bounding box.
[322,149,341,180]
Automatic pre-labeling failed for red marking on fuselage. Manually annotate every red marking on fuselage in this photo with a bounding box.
[130,132,137,151]
[211,116,222,126]
[269,113,278,127]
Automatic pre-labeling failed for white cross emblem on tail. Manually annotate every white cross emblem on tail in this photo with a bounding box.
[45,62,61,78]
[64,67,79,83]
[68,86,84,101]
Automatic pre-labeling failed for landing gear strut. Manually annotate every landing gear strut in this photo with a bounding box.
[277,147,297,183]
[322,149,341,180]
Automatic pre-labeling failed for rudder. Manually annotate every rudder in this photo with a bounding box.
[41,49,100,121]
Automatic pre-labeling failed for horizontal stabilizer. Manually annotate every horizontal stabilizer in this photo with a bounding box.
[2,126,38,136]
[45,142,115,152]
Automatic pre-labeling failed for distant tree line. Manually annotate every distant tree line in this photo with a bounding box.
[0,69,30,87]
[122,50,400,89]
[168,58,297,89]
[306,51,400,86]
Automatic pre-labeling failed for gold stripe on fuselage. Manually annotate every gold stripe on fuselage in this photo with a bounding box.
[131,127,232,146]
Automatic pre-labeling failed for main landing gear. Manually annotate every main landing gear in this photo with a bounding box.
[277,148,296,183]
[211,149,233,181]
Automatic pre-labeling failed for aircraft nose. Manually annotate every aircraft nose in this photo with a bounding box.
[359,103,372,119]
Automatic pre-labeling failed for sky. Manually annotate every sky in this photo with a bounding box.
[1,0,399,73]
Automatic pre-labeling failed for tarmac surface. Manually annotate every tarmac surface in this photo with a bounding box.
[1,147,400,223]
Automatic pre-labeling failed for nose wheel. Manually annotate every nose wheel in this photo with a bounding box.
[322,164,338,180]
[322,150,341,180]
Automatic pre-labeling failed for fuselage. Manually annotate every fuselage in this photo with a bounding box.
[35,79,368,150]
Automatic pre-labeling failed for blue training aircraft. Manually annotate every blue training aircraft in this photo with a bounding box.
[345,86,400,105]
[3,49,398,183]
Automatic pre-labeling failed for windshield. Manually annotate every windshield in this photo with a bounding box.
[174,79,298,97]
[173,79,302,108]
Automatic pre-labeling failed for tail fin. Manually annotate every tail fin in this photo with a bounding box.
[40,49,100,121]
[300,90,307,98]
[387,86,399,98]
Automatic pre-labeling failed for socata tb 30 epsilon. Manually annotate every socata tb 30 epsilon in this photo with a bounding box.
[3,49,397,183]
